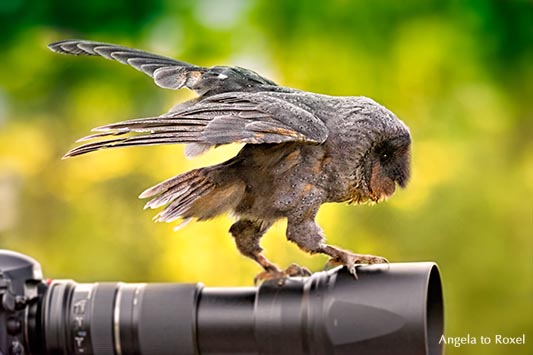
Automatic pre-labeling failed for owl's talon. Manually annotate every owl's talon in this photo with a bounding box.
[254,263,312,285]
[324,250,388,280]
[285,263,312,277]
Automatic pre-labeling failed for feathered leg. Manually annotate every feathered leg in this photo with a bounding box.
[286,187,388,278]
[229,219,311,284]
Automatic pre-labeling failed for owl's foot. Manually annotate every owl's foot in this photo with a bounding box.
[254,263,312,285]
[323,246,388,279]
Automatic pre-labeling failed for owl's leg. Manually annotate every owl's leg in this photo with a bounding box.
[286,218,388,278]
[286,196,387,278]
[230,219,311,284]
[230,219,277,271]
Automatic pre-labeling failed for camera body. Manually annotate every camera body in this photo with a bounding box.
[0,250,444,355]
[0,251,44,355]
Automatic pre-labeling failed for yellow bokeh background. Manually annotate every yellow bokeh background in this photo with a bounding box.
[0,1,531,354]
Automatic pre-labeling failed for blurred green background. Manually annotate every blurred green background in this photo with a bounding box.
[0,0,531,354]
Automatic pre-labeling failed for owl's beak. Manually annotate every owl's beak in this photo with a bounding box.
[371,185,396,203]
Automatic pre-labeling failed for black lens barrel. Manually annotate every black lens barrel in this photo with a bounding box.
[197,287,257,354]
[43,282,202,355]
[39,262,442,355]
[118,283,200,355]
[197,263,443,355]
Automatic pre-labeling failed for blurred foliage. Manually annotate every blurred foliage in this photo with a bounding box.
[0,1,531,354]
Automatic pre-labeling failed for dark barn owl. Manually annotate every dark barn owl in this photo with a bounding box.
[49,40,411,282]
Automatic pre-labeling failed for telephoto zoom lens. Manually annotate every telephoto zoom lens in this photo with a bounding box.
[42,281,201,355]
[38,263,443,355]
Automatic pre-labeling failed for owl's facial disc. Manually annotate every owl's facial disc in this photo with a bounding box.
[365,134,411,202]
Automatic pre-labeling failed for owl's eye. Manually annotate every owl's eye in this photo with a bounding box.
[374,141,394,163]
[380,152,391,163]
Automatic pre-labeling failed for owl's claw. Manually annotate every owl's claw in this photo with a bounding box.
[324,251,389,279]
[284,263,312,277]
[254,263,312,286]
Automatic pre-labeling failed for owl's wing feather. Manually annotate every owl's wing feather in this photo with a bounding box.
[63,92,328,158]
[48,39,277,95]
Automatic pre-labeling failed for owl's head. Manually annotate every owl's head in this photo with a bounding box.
[347,97,412,203]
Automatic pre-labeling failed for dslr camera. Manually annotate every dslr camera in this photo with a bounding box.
[0,249,443,355]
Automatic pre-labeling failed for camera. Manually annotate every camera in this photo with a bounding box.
[0,249,443,355]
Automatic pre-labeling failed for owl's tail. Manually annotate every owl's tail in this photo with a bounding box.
[139,163,245,229]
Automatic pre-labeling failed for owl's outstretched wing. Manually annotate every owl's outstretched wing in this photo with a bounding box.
[48,39,278,96]
[50,40,327,158]
[63,91,328,158]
